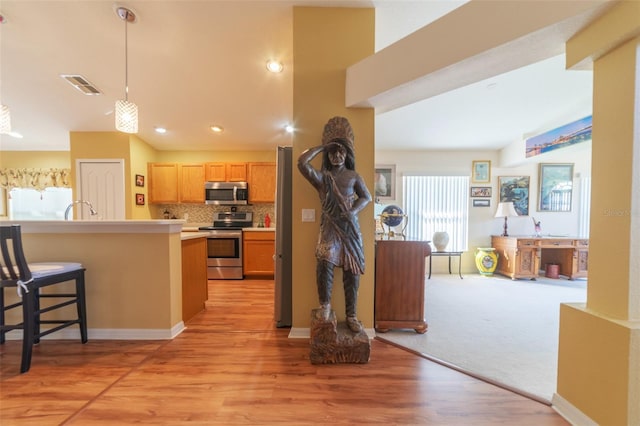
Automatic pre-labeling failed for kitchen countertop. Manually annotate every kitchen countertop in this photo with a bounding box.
[180,231,210,241]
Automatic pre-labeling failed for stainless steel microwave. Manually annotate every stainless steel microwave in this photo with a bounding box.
[205,181,249,205]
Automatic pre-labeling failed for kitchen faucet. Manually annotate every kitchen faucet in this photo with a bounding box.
[64,200,98,220]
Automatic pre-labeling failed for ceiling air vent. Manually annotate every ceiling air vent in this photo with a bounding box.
[60,74,102,95]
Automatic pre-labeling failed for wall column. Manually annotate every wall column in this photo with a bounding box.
[291,7,375,331]
[556,2,640,425]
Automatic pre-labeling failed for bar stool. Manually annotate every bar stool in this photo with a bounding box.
[0,225,88,373]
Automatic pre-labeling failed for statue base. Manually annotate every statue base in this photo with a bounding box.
[309,308,370,364]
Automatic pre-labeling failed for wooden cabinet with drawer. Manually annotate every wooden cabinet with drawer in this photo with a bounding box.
[492,236,539,280]
[243,230,275,277]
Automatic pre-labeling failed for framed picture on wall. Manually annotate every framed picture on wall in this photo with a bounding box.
[136,193,145,206]
[499,176,530,216]
[472,160,491,183]
[374,164,395,200]
[135,174,145,187]
[538,163,574,212]
[473,199,491,207]
[470,187,492,197]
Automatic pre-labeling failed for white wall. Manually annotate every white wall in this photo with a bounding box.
[376,139,592,273]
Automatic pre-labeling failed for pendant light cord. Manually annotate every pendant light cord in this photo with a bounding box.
[124,10,129,102]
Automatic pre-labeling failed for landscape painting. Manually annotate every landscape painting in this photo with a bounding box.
[525,115,592,158]
[499,176,530,216]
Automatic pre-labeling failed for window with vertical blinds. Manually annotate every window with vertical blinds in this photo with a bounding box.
[578,176,591,238]
[403,175,469,251]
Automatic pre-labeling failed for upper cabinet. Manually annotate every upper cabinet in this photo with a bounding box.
[179,164,205,203]
[149,161,274,204]
[247,162,276,203]
[148,163,204,204]
[148,163,179,204]
[205,162,247,182]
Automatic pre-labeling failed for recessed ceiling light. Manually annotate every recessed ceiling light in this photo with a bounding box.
[210,125,224,133]
[266,60,284,73]
[155,127,167,134]
[285,124,294,133]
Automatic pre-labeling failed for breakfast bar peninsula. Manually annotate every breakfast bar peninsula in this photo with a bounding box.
[4,220,203,340]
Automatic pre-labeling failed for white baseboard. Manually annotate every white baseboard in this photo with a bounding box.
[289,327,376,339]
[552,393,597,425]
[3,322,186,340]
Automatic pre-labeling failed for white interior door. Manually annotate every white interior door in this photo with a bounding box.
[76,159,125,220]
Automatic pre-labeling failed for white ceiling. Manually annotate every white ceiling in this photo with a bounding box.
[0,1,601,153]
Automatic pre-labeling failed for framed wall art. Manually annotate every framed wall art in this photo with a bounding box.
[538,163,574,212]
[470,187,491,198]
[135,193,145,206]
[374,164,395,200]
[135,174,145,187]
[473,199,491,207]
[499,176,530,216]
[471,160,491,183]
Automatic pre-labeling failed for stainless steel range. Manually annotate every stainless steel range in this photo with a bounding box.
[199,212,253,280]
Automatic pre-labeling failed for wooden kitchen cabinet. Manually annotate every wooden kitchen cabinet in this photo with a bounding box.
[247,162,276,203]
[205,163,226,182]
[179,163,205,203]
[181,236,208,322]
[243,230,275,277]
[375,240,431,333]
[226,163,247,181]
[148,163,179,204]
[205,162,247,182]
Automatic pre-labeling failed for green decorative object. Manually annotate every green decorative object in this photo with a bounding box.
[475,247,498,276]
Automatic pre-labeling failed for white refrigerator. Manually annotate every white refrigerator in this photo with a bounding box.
[274,146,292,327]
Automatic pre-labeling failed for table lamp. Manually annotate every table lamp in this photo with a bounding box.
[494,202,518,236]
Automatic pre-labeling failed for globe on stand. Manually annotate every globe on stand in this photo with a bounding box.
[379,205,408,239]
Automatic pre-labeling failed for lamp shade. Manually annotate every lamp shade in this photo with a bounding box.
[494,202,518,218]
[115,99,138,133]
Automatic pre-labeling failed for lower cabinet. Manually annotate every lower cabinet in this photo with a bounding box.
[243,231,275,277]
[375,240,431,333]
[181,237,208,322]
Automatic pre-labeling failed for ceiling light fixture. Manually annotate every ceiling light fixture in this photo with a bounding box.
[266,60,284,73]
[154,127,167,134]
[210,125,224,133]
[115,7,138,134]
[285,124,294,133]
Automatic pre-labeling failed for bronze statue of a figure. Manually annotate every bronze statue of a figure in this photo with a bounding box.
[298,117,372,333]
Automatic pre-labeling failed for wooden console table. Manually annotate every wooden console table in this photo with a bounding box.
[491,235,588,280]
[428,251,463,279]
[374,240,431,333]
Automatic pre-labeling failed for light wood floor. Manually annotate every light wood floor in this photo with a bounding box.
[1,279,568,425]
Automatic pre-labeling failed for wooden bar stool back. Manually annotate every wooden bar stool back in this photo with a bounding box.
[0,224,88,373]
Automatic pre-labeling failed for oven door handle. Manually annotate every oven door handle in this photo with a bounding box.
[207,231,242,238]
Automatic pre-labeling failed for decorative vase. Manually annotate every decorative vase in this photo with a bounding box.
[432,231,450,252]
[475,247,498,276]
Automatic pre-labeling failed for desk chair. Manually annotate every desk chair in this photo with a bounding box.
[0,225,88,373]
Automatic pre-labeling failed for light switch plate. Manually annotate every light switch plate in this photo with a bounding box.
[301,208,315,222]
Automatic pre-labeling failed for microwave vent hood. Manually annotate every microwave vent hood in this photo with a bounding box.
[205,181,249,205]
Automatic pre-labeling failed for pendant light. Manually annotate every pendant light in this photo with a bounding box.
[115,7,138,134]
[0,104,10,135]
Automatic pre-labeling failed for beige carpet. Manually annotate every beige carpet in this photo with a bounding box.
[376,273,587,404]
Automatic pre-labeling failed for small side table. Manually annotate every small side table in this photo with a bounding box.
[428,251,463,279]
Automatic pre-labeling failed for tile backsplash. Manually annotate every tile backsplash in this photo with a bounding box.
[155,203,275,227]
